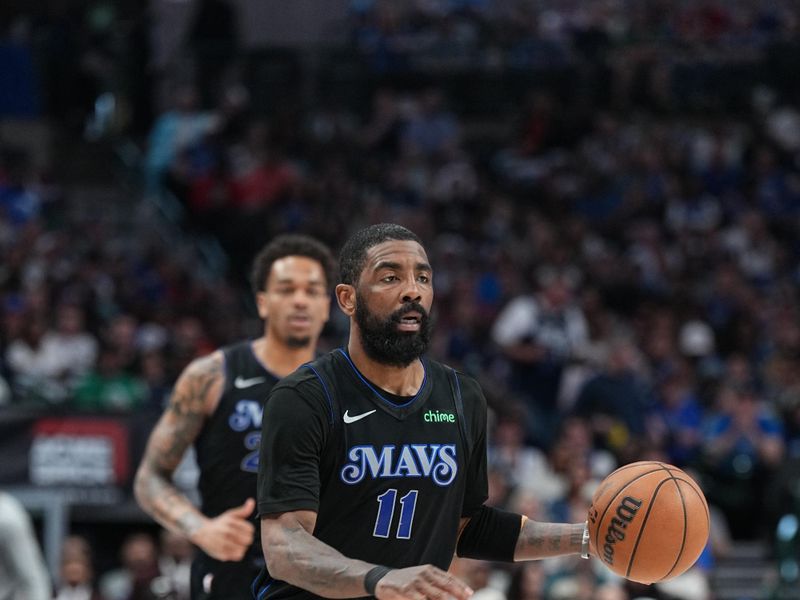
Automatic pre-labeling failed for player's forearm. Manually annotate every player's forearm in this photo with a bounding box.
[514,518,586,561]
[134,466,207,538]
[261,519,375,598]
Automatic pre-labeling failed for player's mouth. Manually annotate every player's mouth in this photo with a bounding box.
[396,311,422,332]
[288,314,311,327]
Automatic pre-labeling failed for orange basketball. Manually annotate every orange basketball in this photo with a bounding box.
[587,461,710,584]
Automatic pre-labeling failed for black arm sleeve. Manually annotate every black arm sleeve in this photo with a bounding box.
[456,505,522,562]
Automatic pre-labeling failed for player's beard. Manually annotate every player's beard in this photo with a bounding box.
[355,293,432,367]
[285,335,312,348]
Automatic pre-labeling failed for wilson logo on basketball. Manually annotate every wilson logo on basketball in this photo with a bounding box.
[602,496,643,566]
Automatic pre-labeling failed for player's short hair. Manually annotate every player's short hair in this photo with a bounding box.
[250,234,336,293]
[339,223,423,286]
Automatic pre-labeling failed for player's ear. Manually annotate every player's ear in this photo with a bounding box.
[336,283,356,316]
[255,291,269,320]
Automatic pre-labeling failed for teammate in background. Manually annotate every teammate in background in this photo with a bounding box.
[256,224,593,600]
[134,235,335,600]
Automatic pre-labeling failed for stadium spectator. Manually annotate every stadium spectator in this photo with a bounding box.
[46,302,99,381]
[646,359,705,467]
[488,407,564,505]
[144,86,218,194]
[401,88,461,158]
[54,535,106,600]
[505,561,546,600]
[72,344,148,412]
[155,530,192,600]
[4,311,68,403]
[573,336,653,461]
[699,381,785,539]
[98,533,160,600]
[492,265,589,447]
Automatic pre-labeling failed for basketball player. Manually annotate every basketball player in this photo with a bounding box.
[256,224,593,600]
[134,235,335,600]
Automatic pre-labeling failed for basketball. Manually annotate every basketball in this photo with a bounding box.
[587,461,710,584]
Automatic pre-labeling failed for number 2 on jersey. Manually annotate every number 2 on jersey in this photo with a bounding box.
[373,489,418,539]
[241,431,260,473]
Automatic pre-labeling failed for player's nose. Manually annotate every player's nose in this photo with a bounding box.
[292,289,311,306]
[400,276,422,304]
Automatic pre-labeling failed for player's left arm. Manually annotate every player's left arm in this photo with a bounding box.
[455,373,590,562]
[513,517,588,560]
[456,511,590,562]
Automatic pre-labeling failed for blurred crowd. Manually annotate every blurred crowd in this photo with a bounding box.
[0,145,247,412]
[3,0,800,599]
[350,0,800,74]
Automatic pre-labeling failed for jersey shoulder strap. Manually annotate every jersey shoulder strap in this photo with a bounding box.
[299,352,341,427]
[443,364,473,459]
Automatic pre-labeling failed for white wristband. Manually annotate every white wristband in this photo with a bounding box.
[580,521,590,559]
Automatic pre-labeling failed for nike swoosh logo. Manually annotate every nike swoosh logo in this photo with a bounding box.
[234,376,267,389]
[342,409,377,424]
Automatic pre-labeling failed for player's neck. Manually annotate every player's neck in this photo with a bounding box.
[253,336,315,378]
[346,339,424,397]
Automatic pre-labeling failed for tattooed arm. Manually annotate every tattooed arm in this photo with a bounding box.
[513,518,588,561]
[262,511,473,600]
[454,515,589,563]
[134,352,255,561]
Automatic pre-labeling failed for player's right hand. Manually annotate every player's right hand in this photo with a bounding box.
[192,498,256,561]
[375,564,473,600]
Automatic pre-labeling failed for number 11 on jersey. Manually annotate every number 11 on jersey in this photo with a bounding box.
[374,489,418,539]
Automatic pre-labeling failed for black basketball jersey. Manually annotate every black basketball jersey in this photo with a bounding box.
[256,349,489,600]
[193,340,278,596]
